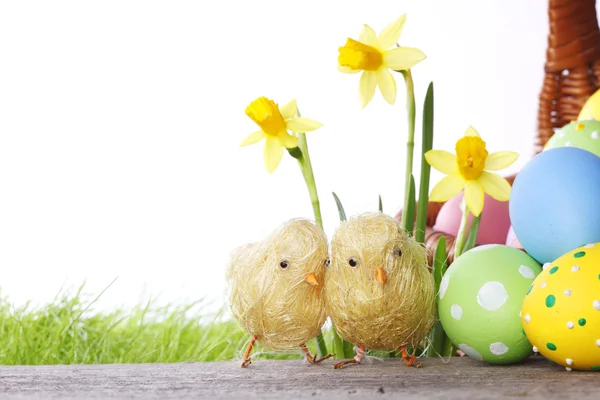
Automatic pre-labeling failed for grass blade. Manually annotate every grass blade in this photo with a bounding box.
[404,175,416,235]
[378,195,383,213]
[427,236,448,357]
[415,82,434,244]
[332,192,347,221]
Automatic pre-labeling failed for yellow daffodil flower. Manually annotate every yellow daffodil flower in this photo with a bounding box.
[241,96,322,173]
[425,127,519,217]
[337,15,426,108]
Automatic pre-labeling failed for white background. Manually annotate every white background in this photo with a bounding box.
[0,0,569,311]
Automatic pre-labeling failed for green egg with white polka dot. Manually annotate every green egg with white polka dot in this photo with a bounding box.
[545,119,600,156]
[439,245,542,364]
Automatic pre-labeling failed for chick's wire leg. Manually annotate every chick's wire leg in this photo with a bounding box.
[333,344,365,369]
[300,344,334,364]
[241,335,257,368]
[400,346,421,368]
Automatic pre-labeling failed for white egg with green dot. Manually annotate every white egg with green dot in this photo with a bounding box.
[438,245,542,364]
[545,120,600,157]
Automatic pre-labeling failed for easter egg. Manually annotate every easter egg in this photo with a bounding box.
[545,120,600,157]
[433,192,511,245]
[439,245,541,364]
[521,243,600,371]
[506,226,523,249]
[578,89,600,121]
[509,147,600,264]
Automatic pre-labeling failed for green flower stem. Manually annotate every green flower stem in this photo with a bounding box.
[296,133,323,228]
[291,126,327,358]
[453,202,470,259]
[400,69,416,232]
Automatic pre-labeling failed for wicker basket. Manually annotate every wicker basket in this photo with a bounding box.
[396,0,600,265]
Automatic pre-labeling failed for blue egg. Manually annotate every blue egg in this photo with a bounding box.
[509,147,600,263]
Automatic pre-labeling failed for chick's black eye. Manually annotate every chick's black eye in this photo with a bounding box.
[279,260,289,269]
[325,258,331,268]
[348,257,358,267]
[393,248,402,258]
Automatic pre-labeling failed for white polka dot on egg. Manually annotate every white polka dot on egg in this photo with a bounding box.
[451,304,463,320]
[565,289,572,296]
[477,282,508,311]
[519,265,535,279]
[572,265,580,272]
[439,274,450,300]
[567,321,575,329]
[543,263,551,270]
[459,344,483,361]
[490,342,509,355]
[593,300,600,311]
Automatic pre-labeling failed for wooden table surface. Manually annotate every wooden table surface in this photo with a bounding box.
[0,356,596,399]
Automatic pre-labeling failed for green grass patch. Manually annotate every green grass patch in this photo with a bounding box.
[0,281,309,365]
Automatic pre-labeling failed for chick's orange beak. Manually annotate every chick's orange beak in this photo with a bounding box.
[305,272,319,286]
[375,267,387,285]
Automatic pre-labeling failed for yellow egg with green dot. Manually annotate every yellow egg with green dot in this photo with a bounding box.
[522,243,600,371]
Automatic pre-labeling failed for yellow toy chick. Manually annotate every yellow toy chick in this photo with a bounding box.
[325,212,435,369]
[226,219,332,367]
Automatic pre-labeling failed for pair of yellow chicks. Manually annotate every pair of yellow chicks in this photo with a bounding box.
[226,212,435,369]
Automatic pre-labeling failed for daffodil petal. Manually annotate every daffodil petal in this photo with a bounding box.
[280,99,297,120]
[358,24,379,47]
[376,68,396,104]
[478,171,511,201]
[429,175,464,202]
[240,130,265,146]
[359,71,377,108]
[484,151,519,171]
[278,132,299,149]
[464,180,484,217]
[338,65,361,74]
[264,136,283,173]
[464,126,480,137]
[286,118,322,133]
[378,15,406,49]
[425,150,458,174]
[383,47,426,70]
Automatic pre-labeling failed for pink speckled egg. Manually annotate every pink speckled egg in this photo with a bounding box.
[505,225,523,249]
[433,192,511,245]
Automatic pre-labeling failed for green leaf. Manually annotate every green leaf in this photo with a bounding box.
[378,195,383,213]
[463,213,481,253]
[427,235,447,357]
[433,235,448,289]
[404,175,416,235]
[415,82,434,244]
[332,192,347,222]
